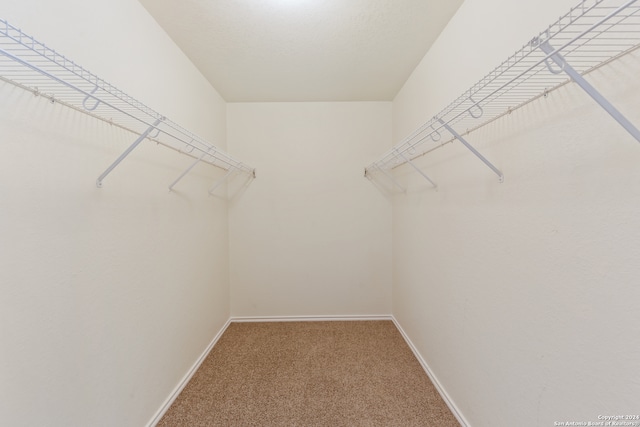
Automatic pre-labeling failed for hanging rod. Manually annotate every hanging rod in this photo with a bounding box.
[365,0,640,186]
[0,19,255,189]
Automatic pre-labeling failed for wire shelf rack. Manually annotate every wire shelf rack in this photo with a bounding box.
[0,19,255,190]
[366,0,640,189]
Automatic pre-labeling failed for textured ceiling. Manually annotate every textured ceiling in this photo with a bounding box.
[138,0,464,102]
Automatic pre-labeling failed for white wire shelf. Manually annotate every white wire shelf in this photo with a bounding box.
[0,19,255,190]
[366,0,640,190]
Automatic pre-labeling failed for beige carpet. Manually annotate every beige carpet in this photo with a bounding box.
[158,321,460,426]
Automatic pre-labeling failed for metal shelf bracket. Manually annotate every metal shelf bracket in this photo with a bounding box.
[168,148,212,191]
[208,166,237,195]
[394,149,437,189]
[535,38,640,143]
[96,117,164,188]
[377,164,407,193]
[438,119,504,182]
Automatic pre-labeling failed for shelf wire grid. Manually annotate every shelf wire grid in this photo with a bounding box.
[0,19,254,177]
[367,0,640,174]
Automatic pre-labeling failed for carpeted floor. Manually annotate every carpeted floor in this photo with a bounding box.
[157,320,460,426]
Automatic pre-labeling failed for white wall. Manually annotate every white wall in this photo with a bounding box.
[0,1,230,426]
[392,0,640,426]
[227,102,393,317]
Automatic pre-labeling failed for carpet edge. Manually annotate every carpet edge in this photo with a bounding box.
[147,315,469,427]
[390,316,471,427]
[146,317,233,427]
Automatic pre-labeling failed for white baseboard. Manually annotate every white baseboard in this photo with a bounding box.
[146,318,232,427]
[230,314,394,322]
[390,316,470,427]
[148,315,468,427]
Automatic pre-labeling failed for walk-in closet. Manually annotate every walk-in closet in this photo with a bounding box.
[1,0,639,426]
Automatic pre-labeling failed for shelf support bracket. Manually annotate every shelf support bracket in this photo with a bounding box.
[438,119,504,182]
[168,148,212,191]
[208,167,237,195]
[374,164,406,193]
[96,118,164,188]
[537,40,640,144]
[394,149,437,188]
